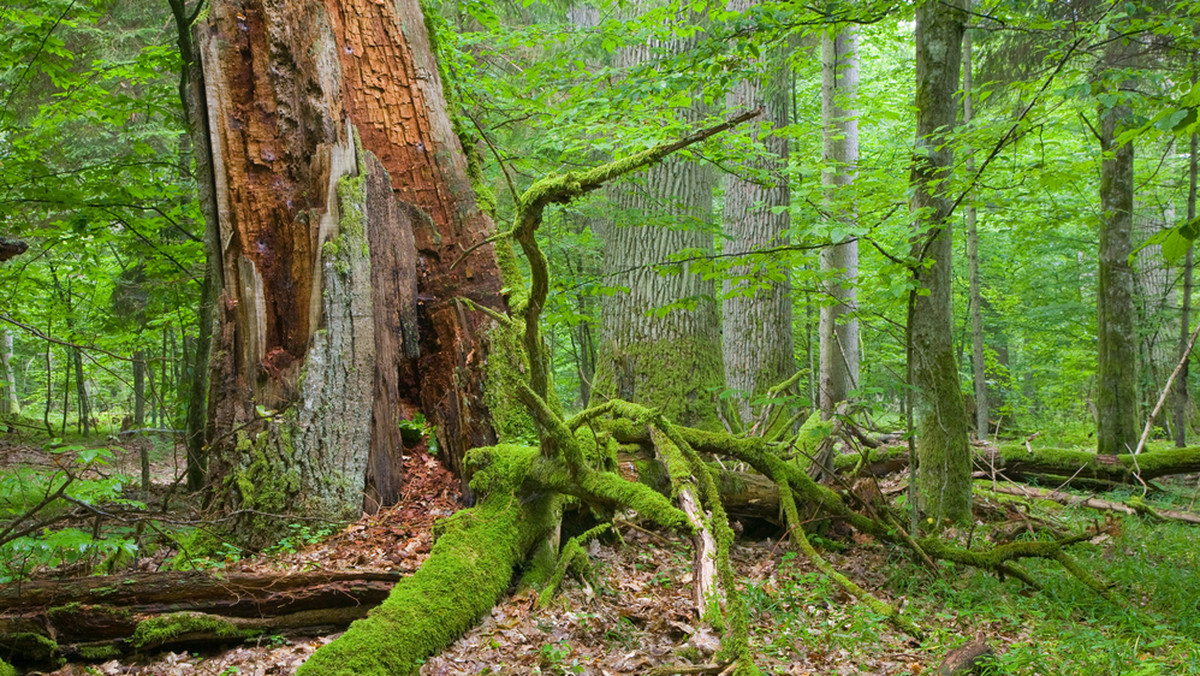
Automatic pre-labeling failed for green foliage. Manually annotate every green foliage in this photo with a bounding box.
[0,442,142,582]
[263,523,336,556]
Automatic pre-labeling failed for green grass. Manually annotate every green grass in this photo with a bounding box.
[738,482,1200,674]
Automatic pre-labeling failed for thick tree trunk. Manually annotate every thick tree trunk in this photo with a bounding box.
[592,5,725,430]
[910,0,971,524]
[963,21,988,441]
[720,0,793,425]
[0,570,400,665]
[197,0,506,545]
[819,26,859,420]
[1175,131,1197,447]
[1097,99,1138,456]
[0,327,17,417]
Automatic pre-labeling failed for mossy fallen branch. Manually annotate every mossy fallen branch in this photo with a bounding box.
[297,450,561,676]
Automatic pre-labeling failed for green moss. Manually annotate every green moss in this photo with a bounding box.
[297,453,561,676]
[78,643,122,661]
[0,632,59,663]
[590,334,726,431]
[225,426,304,548]
[480,321,539,444]
[0,657,15,676]
[538,523,609,606]
[131,612,247,648]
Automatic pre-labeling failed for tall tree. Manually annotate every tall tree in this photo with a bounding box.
[194,0,509,544]
[1176,130,1197,447]
[1096,79,1138,457]
[963,16,988,440]
[910,0,971,524]
[721,0,794,426]
[819,24,859,420]
[591,2,725,430]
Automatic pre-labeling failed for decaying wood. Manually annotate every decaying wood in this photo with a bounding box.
[990,483,1200,524]
[938,636,995,675]
[650,428,718,615]
[0,570,399,661]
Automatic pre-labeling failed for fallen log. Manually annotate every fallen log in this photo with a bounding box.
[988,483,1200,524]
[983,445,1200,484]
[0,570,400,665]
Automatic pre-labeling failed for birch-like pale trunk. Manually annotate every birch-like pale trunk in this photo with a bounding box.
[819,26,859,420]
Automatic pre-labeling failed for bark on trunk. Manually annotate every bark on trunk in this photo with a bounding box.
[592,4,724,430]
[0,571,400,664]
[1097,98,1138,456]
[1175,131,1197,447]
[71,347,89,436]
[0,327,17,417]
[133,349,145,427]
[963,20,988,441]
[196,0,506,544]
[910,0,971,524]
[721,0,793,425]
[819,26,859,420]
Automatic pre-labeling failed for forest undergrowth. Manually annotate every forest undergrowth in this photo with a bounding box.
[4,430,1200,675]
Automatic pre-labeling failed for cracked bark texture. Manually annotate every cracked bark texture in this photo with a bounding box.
[910,0,971,524]
[197,0,504,542]
[720,0,794,425]
[592,1,725,430]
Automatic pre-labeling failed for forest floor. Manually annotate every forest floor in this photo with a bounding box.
[6,433,1200,675]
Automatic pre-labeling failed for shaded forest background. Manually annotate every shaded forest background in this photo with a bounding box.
[5,0,1200,673]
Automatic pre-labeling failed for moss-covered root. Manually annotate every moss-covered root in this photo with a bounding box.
[297,489,559,675]
[538,523,611,607]
[775,481,924,641]
[918,537,1118,603]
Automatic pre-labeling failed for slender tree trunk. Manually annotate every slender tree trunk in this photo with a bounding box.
[195,0,508,544]
[1097,98,1138,456]
[43,321,52,436]
[0,328,18,417]
[910,0,971,524]
[819,26,859,420]
[963,19,987,440]
[1175,131,1197,447]
[721,0,793,425]
[133,349,146,427]
[60,348,69,436]
[592,3,725,430]
[73,348,89,436]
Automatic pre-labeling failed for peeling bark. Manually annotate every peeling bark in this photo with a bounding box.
[197,0,506,543]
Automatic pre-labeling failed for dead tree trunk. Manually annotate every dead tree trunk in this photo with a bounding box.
[195,0,508,544]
